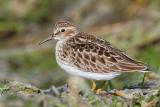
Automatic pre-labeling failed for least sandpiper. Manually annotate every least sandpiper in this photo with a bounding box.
[39,20,148,91]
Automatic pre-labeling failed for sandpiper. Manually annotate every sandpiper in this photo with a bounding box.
[39,20,149,92]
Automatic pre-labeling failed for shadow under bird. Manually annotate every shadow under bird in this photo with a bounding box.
[39,20,149,91]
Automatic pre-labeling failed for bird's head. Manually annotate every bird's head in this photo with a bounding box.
[39,20,78,45]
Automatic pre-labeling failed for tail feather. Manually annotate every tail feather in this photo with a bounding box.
[139,65,152,72]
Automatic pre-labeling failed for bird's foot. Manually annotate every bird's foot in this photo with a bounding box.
[95,88,103,94]
[91,80,104,94]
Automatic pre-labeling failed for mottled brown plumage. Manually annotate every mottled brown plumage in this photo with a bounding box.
[58,32,147,73]
[39,20,148,80]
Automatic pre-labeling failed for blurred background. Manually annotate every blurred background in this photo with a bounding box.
[0,0,160,106]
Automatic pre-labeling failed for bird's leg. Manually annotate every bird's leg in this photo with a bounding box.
[108,80,114,90]
[91,80,97,92]
[141,72,147,88]
[95,81,107,94]
[91,80,107,94]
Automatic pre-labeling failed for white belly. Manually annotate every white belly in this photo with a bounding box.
[57,60,121,80]
[55,40,120,80]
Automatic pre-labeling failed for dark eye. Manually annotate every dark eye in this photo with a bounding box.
[61,29,65,32]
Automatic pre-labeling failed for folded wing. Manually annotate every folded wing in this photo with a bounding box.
[65,32,148,73]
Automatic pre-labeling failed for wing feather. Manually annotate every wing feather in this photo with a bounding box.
[64,32,148,73]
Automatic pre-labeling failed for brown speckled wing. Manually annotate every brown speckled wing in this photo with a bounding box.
[63,32,147,73]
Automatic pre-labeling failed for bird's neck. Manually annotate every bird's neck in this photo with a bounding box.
[56,39,65,51]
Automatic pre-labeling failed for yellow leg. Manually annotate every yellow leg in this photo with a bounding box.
[96,88,102,94]
[91,80,96,92]
[91,80,105,94]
